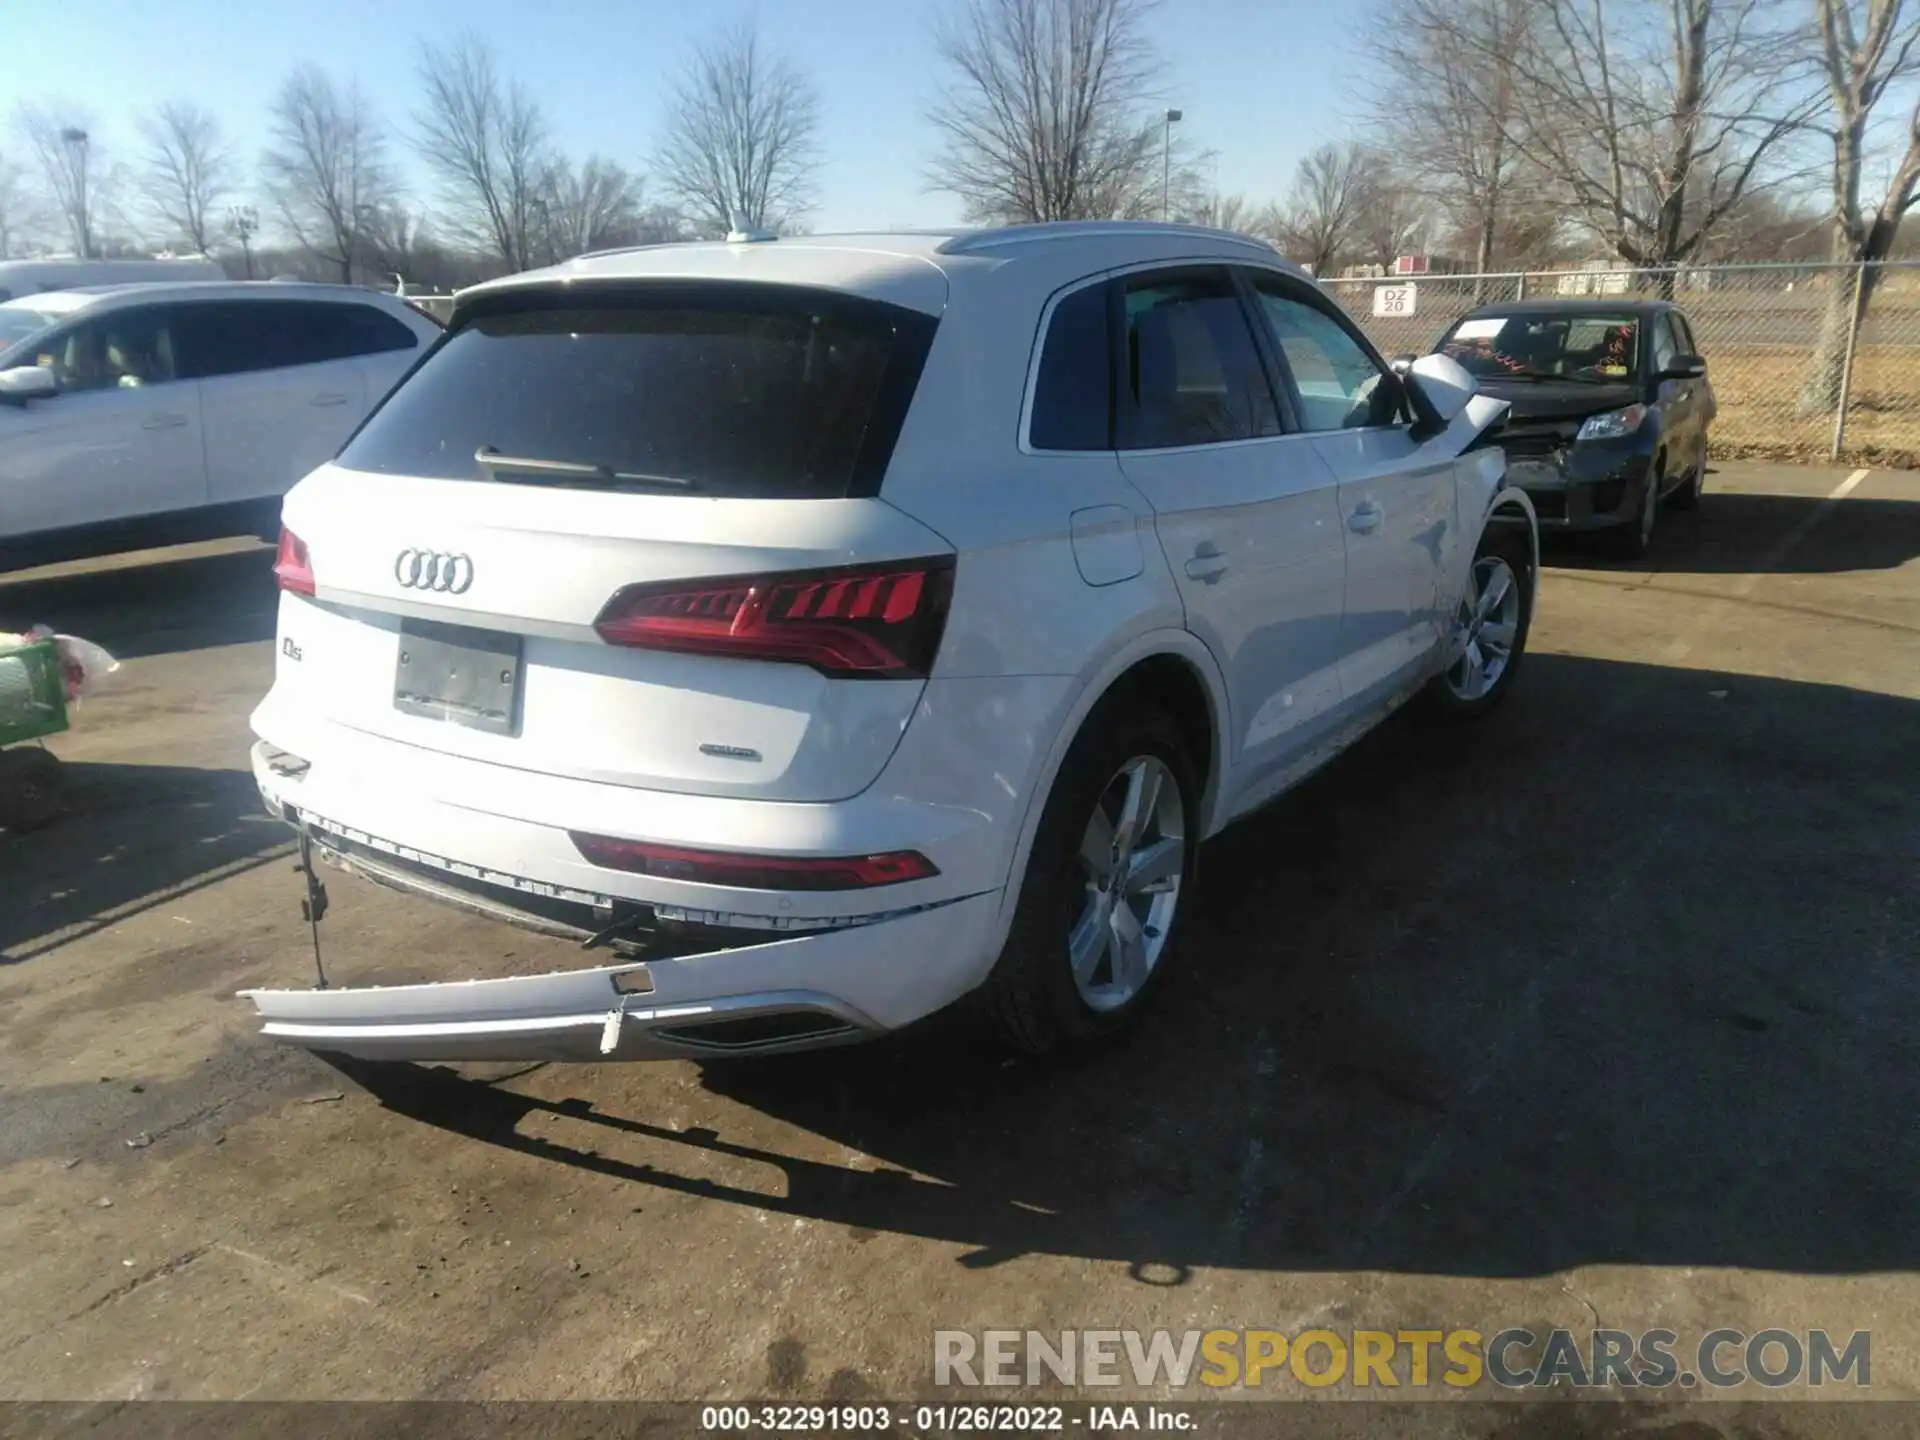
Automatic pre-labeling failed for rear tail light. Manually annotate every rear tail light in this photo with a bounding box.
[274,527,315,596]
[570,833,939,891]
[592,556,955,679]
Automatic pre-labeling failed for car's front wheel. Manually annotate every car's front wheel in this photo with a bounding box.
[1425,522,1534,721]
[978,703,1199,1055]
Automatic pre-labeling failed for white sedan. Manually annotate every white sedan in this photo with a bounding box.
[241,222,1535,1061]
[0,281,440,568]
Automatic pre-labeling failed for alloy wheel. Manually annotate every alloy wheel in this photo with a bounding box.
[1068,755,1186,1012]
[1444,555,1521,703]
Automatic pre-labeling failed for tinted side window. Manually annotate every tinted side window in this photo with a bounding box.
[1248,277,1396,431]
[1030,282,1112,451]
[1120,269,1279,449]
[178,300,407,378]
[177,302,310,377]
[333,304,420,357]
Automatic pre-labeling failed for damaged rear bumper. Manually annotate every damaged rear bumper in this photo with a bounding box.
[241,886,1002,1062]
[240,743,1006,1063]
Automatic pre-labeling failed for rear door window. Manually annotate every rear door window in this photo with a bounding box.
[1118,268,1281,449]
[178,301,330,377]
[337,285,939,499]
[178,301,417,379]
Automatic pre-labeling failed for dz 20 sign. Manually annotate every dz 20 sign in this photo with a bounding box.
[1373,283,1417,318]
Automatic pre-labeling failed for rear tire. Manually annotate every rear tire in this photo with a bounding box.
[1423,522,1534,723]
[0,746,66,832]
[977,702,1200,1055]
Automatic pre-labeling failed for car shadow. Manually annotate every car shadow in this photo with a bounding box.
[1543,484,1920,575]
[0,544,277,660]
[0,762,291,963]
[329,650,1920,1279]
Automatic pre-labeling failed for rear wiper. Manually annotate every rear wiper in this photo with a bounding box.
[474,446,699,491]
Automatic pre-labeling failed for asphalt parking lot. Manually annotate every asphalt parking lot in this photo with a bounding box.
[2,460,1917,1410]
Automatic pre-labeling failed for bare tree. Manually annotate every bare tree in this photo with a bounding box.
[1275,141,1370,274]
[928,0,1193,222]
[414,35,548,271]
[1354,160,1433,269]
[1800,0,1920,408]
[655,20,820,236]
[0,153,41,258]
[16,105,109,257]
[1363,0,1534,276]
[538,156,687,260]
[261,65,397,283]
[358,201,430,287]
[139,102,235,255]
[1497,0,1820,272]
[1195,192,1257,234]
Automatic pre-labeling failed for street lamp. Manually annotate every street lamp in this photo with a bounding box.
[59,127,91,257]
[1162,109,1183,222]
[531,197,552,267]
[228,206,258,279]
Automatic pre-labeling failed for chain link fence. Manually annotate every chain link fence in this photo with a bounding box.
[1321,261,1920,467]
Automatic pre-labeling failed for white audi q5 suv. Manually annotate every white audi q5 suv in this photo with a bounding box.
[244,222,1535,1061]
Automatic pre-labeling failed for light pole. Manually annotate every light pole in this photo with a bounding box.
[531,197,552,267]
[1161,109,1183,222]
[228,206,258,279]
[60,127,91,257]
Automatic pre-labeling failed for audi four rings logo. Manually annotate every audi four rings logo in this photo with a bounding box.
[394,549,474,594]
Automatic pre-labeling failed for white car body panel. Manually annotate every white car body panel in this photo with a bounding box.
[203,355,367,505]
[239,224,1529,1062]
[0,282,437,542]
[0,378,206,533]
[275,469,956,801]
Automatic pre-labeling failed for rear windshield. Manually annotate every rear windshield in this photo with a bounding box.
[337,285,937,499]
[1439,312,1641,382]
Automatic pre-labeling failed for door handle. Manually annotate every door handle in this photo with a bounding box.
[141,413,188,430]
[1348,501,1385,535]
[310,393,351,407]
[1184,544,1229,583]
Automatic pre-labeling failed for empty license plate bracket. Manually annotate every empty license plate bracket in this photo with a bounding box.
[394,619,522,736]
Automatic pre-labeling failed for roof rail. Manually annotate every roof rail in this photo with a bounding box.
[938,221,1279,255]
[569,240,696,264]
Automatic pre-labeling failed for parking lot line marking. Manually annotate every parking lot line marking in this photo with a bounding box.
[1659,467,1871,661]
[1730,467,1870,600]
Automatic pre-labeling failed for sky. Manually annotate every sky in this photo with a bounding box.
[3,0,1357,236]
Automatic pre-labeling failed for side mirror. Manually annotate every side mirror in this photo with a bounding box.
[1404,353,1477,440]
[0,365,57,405]
[1659,353,1707,381]
[1390,353,1417,376]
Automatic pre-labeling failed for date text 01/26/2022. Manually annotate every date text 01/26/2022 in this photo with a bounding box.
[699,1404,1197,1431]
